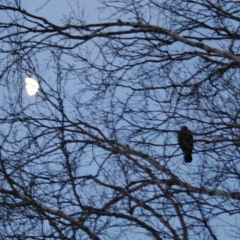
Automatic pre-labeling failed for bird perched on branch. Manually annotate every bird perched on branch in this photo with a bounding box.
[178,126,194,163]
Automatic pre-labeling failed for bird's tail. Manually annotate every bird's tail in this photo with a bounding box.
[184,153,192,163]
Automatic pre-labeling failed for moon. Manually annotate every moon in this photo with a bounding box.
[25,77,40,96]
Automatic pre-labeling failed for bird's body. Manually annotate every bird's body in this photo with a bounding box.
[178,126,193,163]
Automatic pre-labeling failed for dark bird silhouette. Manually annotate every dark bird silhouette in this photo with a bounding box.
[178,126,193,163]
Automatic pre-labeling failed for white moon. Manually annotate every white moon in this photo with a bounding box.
[25,77,39,96]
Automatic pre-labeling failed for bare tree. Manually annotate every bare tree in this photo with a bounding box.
[0,0,239,239]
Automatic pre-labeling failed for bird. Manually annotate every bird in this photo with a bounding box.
[178,126,194,163]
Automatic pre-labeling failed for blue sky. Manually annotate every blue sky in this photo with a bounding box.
[22,0,99,22]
